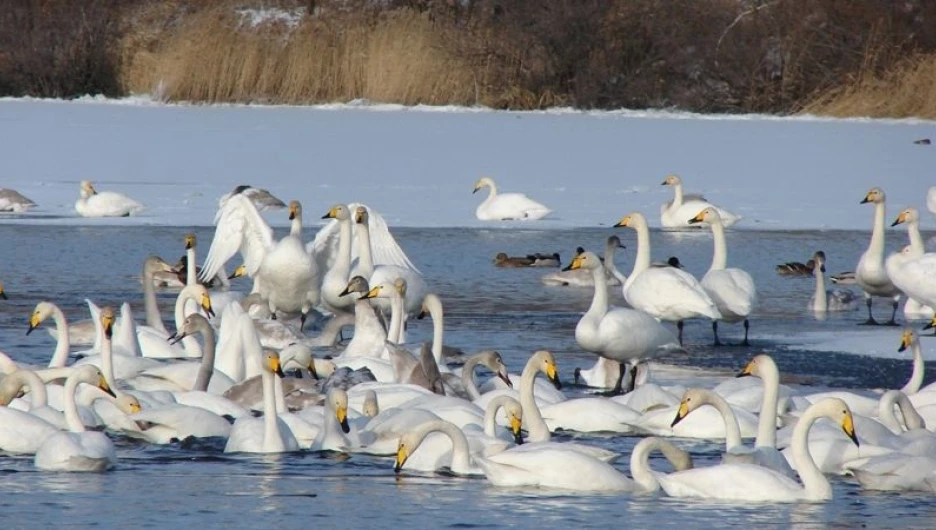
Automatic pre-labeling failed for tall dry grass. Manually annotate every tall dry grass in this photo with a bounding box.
[801,53,936,119]
[124,8,492,106]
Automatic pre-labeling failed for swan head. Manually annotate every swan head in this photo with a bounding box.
[661,174,682,186]
[819,398,859,447]
[340,276,370,297]
[671,388,714,427]
[925,315,936,332]
[144,255,176,276]
[532,350,561,390]
[891,207,919,227]
[77,365,116,398]
[899,328,917,352]
[363,281,400,300]
[281,343,318,379]
[736,354,777,379]
[101,306,116,340]
[27,301,55,335]
[362,390,379,418]
[504,400,524,444]
[810,251,826,273]
[79,180,97,198]
[861,187,885,205]
[481,350,512,388]
[322,204,349,220]
[472,176,494,194]
[116,394,142,414]
[288,200,302,220]
[189,285,215,318]
[169,313,210,345]
[568,251,601,272]
[393,278,408,297]
[184,233,196,250]
[228,264,247,280]
[354,206,369,225]
[606,236,625,250]
[263,350,285,378]
[688,207,720,225]
[327,388,350,433]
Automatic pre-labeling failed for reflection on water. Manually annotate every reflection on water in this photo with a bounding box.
[0,224,933,527]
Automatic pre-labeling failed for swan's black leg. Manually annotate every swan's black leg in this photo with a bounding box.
[677,320,684,345]
[611,362,628,396]
[712,321,722,347]
[741,319,750,346]
[885,298,899,326]
[300,311,307,331]
[860,297,877,325]
[573,367,582,385]
[626,364,639,393]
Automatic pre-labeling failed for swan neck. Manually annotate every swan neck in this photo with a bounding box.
[672,183,684,206]
[812,266,827,312]
[16,370,49,409]
[901,342,925,395]
[706,392,743,451]
[461,355,482,401]
[791,405,832,500]
[482,396,511,437]
[908,220,925,254]
[388,293,403,344]
[356,219,375,277]
[520,360,549,442]
[48,305,70,368]
[430,298,444,364]
[274,374,286,414]
[186,247,196,286]
[101,334,116,390]
[290,214,302,237]
[631,220,652,278]
[142,264,166,332]
[192,325,216,392]
[586,263,610,319]
[63,374,86,433]
[868,202,886,257]
[261,369,280,449]
[630,438,664,492]
[709,220,728,271]
[336,217,353,272]
[756,364,780,448]
[424,420,472,473]
[174,288,202,356]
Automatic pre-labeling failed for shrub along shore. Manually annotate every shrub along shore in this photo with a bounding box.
[2,0,935,118]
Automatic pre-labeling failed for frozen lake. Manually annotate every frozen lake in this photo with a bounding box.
[0,100,935,527]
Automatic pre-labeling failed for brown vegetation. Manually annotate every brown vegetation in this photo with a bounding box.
[3,0,936,117]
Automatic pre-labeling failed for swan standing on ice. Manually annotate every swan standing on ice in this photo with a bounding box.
[75,180,144,217]
[660,174,739,229]
[855,187,901,325]
[472,176,551,221]
[0,188,36,212]
[890,207,935,320]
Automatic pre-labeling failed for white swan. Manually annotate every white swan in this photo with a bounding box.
[855,187,901,325]
[224,351,300,453]
[201,196,319,327]
[541,237,626,287]
[569,252,684,393]
[689,207,757,345]
[0,188,36,212]
[136,284,215,359]
[615,212,720,343]
[74,306,160,383]
[655,398,858,502]
[808,251,859,312]
[891,207,935,320]
[318,204,357,315]
[74,180,144,218]
[660,174,739,229]
[34,365,118,472]
[735,355,797,476]
[27,301,74,367]
[899,329,925,395]
[887,248,936,330]
[353,206,427,321]
[472,176,551,221]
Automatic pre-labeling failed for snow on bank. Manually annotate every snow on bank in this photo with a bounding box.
[0,97,932,229]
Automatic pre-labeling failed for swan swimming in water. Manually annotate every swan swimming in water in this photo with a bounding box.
[660,174,739,229]
[75,180,144,218]
[472,176,551,221]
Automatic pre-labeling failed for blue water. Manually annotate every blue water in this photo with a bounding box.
[0,224,934,528]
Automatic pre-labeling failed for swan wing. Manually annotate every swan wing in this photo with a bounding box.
[626,268,720,320]
[703,269,756,317]
[597,308,682,357]
[891,254,936,307]
[201,194,274,282]
[354,204,420,272]
[659,464,803,501]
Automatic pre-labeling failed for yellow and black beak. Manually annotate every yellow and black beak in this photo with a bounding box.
[354,209,365,223]
[270,356,285,378]
[898,331,912,352]
[736,360,755,378]
[498,370,513,389]
[394,444,409,473]
[339,284,354,297]
[472,183,482,194]
[842,411,859,447]
[567,255,585,271]
[201,293,215,318]
[321,206,338,219]
[228,264,246,280]
[307,360,319,380]
[687,211,706,225]
[510,414,524,445]
[337,405,350,434]
[860,192,871,204]
[362,286,380,300]
[184,234,196,249]
[924,316,936,331]
[671,401,690,427]
[288,204,298,220]
[891,211,908,227]
[168,330,186,346]
[99,376,116,398]
[545,361,561,390]
[613,215,630,228]
[102,314,114,340]
[27,313,41,335]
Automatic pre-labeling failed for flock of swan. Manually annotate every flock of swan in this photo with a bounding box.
[1,177,936,505]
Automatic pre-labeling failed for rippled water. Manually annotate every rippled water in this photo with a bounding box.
[0,224,934,527]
